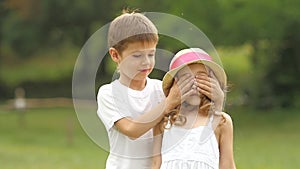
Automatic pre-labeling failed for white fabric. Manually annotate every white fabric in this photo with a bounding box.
[97,78,164,169]
[161,116,219,169]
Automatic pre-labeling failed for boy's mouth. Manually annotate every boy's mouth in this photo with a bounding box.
[139,68,151,73]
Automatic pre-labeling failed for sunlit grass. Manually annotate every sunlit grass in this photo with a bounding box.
[0,107,299,169]
[0,107,108,169]
[231,108,300,169]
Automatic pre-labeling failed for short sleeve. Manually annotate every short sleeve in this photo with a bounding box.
[97,85,127,131]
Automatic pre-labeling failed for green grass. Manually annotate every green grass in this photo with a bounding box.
[0,107,299,169]
[0,107,108,169]
[230,108,300,169]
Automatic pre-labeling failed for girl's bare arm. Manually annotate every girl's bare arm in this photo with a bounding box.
[219,113,236,169]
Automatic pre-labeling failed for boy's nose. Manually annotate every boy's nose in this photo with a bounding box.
[142,56,151,65]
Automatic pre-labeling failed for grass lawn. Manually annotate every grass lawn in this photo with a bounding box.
[0,107,107,169]
[0,107,299,169]
[230,107,300,169]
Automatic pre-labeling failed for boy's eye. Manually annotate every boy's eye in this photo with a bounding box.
[133,54,142,57]
[148,53,154,57]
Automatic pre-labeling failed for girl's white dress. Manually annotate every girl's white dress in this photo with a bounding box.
[160,116,219,169]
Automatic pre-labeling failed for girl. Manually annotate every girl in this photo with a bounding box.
[152,48,236,169]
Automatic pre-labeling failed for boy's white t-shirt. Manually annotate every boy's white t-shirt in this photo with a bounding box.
[97,78,164,169]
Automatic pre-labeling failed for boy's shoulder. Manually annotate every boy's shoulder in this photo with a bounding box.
[98,82,113,92]
[98,80,119,95]
[98,78,163,94]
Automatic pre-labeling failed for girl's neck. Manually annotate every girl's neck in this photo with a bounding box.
[182,102,199,112]
[181,102,208,116]
[181,104,210,128]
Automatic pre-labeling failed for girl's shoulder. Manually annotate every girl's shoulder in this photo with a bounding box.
[213,112,234,132]
[214,112,232,125]
[220,112,233,123]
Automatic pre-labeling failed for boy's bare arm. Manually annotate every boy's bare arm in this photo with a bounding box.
[114,92,178,139]
[114,74,193,139]
[114,100,167,139]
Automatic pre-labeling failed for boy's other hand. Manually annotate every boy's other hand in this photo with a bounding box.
[194,71,224,111]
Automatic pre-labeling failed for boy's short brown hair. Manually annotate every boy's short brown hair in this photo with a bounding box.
[108,10,159,54]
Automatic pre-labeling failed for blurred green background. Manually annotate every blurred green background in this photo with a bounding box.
[0,0,299,168]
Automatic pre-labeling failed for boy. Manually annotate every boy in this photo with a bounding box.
[97,11,181,169]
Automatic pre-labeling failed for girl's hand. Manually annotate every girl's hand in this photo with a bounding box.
[194,71,224,111]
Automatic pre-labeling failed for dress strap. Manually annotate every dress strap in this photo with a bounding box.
[208,114,214,127]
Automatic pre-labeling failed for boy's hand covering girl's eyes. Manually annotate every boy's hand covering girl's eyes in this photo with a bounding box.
[167,71,224,112]
[164,81,181,113]
[168,74,196,104]
[194,71,224,111]
[166,74,196,110]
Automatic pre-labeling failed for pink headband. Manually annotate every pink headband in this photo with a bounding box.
[170,52,212,70]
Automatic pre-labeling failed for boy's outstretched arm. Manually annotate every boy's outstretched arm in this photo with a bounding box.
[114,97,174,139]
[113,80,183,139]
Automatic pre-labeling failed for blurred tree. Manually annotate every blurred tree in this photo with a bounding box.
[218,0,300,108]
[0,0,116,98]
[1,0,115,58]
[167,0,222,45]
[263,21,300,108]
[0,0,6,62]
[0,0,299,107]
[1,0,42,57]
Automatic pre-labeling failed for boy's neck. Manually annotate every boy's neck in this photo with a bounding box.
[119,77,147,91]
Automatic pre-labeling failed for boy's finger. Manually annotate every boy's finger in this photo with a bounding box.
[180,80,194,94]
[195,78,210,86]
[177,76,194,90]
[197,87,212,99]
[181,88,198,102]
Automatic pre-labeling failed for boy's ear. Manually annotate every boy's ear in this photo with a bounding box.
[109,48,121,63]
